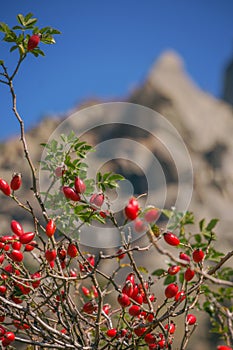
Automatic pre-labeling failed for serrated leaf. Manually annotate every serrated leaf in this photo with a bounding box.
[17,14,26,26]
[206,219,219,231]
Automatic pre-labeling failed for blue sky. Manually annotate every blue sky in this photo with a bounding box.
[1,1,233,140]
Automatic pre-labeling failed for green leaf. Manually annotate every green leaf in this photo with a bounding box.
[34,48,45,57]
[4,31,17,42]
[194,234,202,243]
[179,272,184,284]
[103,172,111,181]
[10,45,18,53]
[202,301,215,316]
[108,174,125,182]
[0,60,4,65]
[41,36,56,45]
[25,18,38,27]
[164,274,176,285]
[17,14,26,26]
[12,25,23,30]
[161,209,172,218]
[206,219,219,231]
[24,12,34,22]
[152,268,166,277]
[0,22,11,33]
[199,218,205,231]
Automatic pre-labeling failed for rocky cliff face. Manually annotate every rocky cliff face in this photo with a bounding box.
[130,51,233,247]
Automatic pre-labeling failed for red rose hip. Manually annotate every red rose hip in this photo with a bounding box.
[10,173,22,191]
[63,186,80,201]
[184,267,195,281]
[27,34,41,51]
[163,231,180,246]
[165,283,178,298]
[11,220,24,237]
[192,248,205,263]
[74,177,86,194]
[46,219,56,238]
[186,314,196,325]
[0,178,11,196]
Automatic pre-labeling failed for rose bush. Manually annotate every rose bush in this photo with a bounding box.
[0,13,232,350]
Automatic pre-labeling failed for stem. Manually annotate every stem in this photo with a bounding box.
[1,60,48,221]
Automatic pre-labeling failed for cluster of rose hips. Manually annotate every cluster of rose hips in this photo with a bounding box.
[163,230,205,284]
[104,271,197,349]
[44,218,96,273]
[1,174,232,349]
[0,219,37,265]
[0,220,41,347]
[57,171,106,218]
[124,197,159,234]
[0,326,15,348]
[0,174,22,196]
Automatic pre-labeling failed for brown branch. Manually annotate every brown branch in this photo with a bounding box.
[1,62,48,222]
[208,250,233,275]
